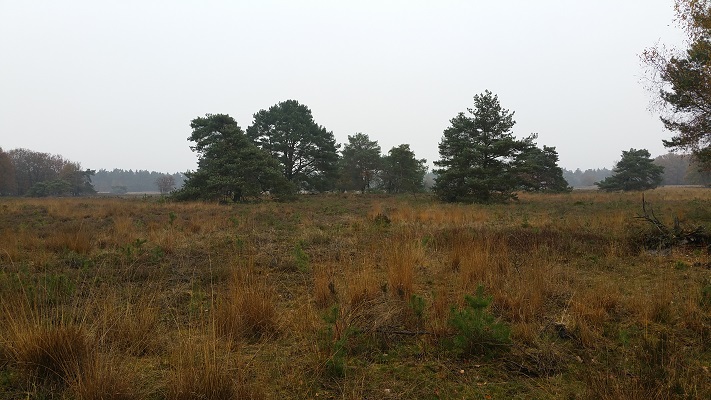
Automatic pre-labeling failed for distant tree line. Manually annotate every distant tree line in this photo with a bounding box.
[0,148,189,197]
[11,92,701,200]
[652,152,711,186]
[561,153,711,188]
[92,169,186,194]
[0,148,95,197]
[562,168,613,188]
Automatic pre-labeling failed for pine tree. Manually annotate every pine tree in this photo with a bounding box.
[338,133,382,192]
[247,100,339,191]
[434,91,531,203]
[516,143,571,192]
[174,114,294,202]
[381,144,427,194]
[596,149,664,191]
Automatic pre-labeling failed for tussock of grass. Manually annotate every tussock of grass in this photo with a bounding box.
[386,239,421,299]
[44,222,92,255]
[313,263,336,309]
[5,319,91,384]
[69,354,143,400]
[215,269,278,341]
[167,336,264,400]
[346,266,380,309]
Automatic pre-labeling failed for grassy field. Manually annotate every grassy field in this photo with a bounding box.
[0,188,709,399]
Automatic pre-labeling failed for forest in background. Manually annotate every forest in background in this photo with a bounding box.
[91,169,186,194]
[93,151,711,194]
[561,152,711,188]
[2,147,711,197]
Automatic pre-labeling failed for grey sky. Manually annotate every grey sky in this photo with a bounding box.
[0,1,686,173]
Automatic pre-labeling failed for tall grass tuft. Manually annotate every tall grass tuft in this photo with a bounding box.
[313,264,336,309]
[69,354,142,400]
[5,318,92,384]
[216,269,278,341]
[386,239,421,299]
[167,336,264,400]
[44,222,92,255]
[346,265,380,309]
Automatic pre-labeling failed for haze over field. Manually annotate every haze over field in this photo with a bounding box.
[0,1,686,173]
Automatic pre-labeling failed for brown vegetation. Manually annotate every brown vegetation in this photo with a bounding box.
[0,189,709,398]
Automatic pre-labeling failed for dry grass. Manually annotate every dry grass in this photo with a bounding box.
[167,334,264,400]
[385,237,422,300]
[8,323,91,384]
[69,354,143,400]
[313,263,337,309]
[95,288,164,356]
[345,263,381,309]
[0,190,710,398]
[44,221,93,254]
[215,267,279,342]
[2,301,92,385]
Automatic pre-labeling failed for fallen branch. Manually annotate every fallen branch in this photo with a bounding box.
[374,327,434,336]
[634,194,709,249]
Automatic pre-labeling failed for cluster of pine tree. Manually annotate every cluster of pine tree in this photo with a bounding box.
[174,100,429,202]
[175,95,576,203]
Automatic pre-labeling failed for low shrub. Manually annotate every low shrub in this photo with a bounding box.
[447,286,511,357]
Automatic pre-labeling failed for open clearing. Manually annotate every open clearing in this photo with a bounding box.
[0,188,709,399]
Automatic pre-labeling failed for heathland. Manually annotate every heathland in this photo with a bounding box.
[0,189,709,399]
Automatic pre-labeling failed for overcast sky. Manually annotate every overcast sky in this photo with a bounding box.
[0,1,687,173]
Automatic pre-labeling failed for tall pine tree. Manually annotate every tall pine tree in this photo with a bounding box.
[434,91,532,203]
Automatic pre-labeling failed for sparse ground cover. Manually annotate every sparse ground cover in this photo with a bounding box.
[0,188,709,399]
